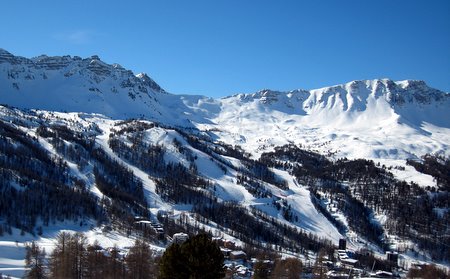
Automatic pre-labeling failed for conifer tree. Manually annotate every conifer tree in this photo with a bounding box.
[85,241,108,278]
[159,234,224,279]
[181,234,225,279]
[48,232,71,278]
[312,248,327,279]
[253,259,270,279]
[158,243,187,279]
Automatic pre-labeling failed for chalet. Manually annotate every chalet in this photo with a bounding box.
[326,270,349,279]
[386,251,398,267]
[365,270,394,278]
[220,248,232,259]
[341,258,358,267]
[172,232,189,244]
[230,250,247,261]
[134,220,164,237]
[135,220,152,229]
[335,249,348,260]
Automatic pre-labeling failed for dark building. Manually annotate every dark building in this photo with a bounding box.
[339,239,347,250]
[386,251,398,266]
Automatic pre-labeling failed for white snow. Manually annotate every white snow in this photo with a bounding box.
[0,51,449,276]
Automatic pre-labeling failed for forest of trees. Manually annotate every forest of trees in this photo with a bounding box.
[0,117,159,239]
[0,107,449,275]
[407,153,450,191]
[23,232,225,279]
[107,122,333,255]
[24,232,157,279]
[261,144,450,261]
[16,232,450,279]
[0,120,103,235]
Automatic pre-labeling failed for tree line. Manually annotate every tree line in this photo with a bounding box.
[261,144,450,261]
[0,120,103,236]
[24,232,224,279]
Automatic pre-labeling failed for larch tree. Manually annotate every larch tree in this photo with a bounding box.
[25,241,46,279]
[125,239,155,279]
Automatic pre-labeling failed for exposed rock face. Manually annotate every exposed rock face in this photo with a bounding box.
[0,48,165,92]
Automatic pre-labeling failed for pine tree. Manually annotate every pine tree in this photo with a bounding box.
[49,232,71,278]
[312,248,327,279]
[158,243,188,279]
[106,245,126,279]
[180,234,225,279]
[85,241,108,278]
[159,234,224,279]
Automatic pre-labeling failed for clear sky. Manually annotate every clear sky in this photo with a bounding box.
[1,0,449,97]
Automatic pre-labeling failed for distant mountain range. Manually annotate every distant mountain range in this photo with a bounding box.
[1,48,449,161]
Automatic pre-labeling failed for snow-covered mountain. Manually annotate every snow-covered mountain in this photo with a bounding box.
[1,49,449,277]
[1,49,449,162]
[0,48,183,123]
[211,79,450,162]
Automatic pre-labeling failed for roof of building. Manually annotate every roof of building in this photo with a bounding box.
[230,251,246,256]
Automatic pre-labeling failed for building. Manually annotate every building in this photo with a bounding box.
[135,220,165,238]
[386,251,398,266]
[172,232,189,244]
[341,258,358,267]
[230,250,247,261]
[220,247,232,259]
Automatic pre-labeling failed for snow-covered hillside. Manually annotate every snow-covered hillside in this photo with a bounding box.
[0,107,345,277]
[0,49,449,277]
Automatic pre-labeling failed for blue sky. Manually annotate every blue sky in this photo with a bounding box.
[1,0,449,97]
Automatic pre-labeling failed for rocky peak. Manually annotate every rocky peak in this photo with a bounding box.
[136,73,165,93]
[32,55,74,70]
[311,79,448,106]
[389,80,448,105]
[0,48,165,93]
[85,56,112,76]
[0,48,14,62]
[0,49,32,65]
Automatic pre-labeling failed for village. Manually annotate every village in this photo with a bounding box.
[133,214,411,278]
[172,233,404,278]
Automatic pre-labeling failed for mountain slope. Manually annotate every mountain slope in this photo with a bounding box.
[0,49,449,277]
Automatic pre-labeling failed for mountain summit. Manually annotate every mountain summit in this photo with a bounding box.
[0,49,167,120]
